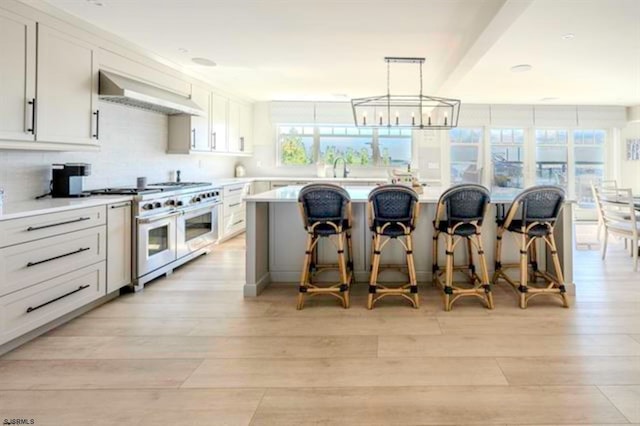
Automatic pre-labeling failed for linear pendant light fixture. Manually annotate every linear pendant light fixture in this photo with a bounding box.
[351,57,461,129]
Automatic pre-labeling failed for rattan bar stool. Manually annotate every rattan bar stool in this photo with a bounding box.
[432,184,494,311]
[493,185,569,309]
[367,185,420,309]
[297,183,353,310]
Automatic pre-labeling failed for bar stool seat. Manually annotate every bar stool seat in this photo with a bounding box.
[432,184,494,311]
[367,185,420,309]
[297,184,353,310]
[493,185,569,309]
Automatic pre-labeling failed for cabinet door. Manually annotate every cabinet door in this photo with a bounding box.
[239,102,253,153]
[106,202,132,293]
[0,9,36,141]
[190,85,210,151]
[227,99,241,152]
[36,25,98,145]
[211,93,228,152]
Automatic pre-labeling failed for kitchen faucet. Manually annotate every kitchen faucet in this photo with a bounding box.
[333,157,350,178]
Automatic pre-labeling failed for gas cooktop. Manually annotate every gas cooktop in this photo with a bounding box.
[89,182,212,196]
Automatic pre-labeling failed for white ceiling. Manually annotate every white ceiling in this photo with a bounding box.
[42,0,640,105]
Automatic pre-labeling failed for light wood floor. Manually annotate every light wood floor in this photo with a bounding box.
[1,235,639,425]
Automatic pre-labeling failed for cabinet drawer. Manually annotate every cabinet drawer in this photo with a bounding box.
[0,263,105,345]
[0,206,105,248]
[0,226,106,297]
[223,183,251,198]
[223,194,244,217]
[223,211,246,235]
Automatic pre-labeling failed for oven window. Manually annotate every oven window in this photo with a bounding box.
[185,212,212,241]
[148,225,169,256]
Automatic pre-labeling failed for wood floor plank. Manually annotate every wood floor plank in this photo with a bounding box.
[87,335,378,359]
[378,335,640,357]
[598,385,640,423]
[250,386,628,425]
[496,356,640,385]
[2,336,115,360]
[182,357,508,388]
[46,317,200,337]
[0,359,203,389]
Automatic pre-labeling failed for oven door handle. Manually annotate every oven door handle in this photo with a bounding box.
[179,202,221,215]
[137,211,181,224]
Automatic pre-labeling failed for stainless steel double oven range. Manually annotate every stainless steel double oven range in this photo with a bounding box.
[91,182,221,291]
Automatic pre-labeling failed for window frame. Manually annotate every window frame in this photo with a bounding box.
[448,127,484,185]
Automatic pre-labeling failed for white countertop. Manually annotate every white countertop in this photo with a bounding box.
[0,195,133,221]
[211,176,389,187]
[245,185,534,204]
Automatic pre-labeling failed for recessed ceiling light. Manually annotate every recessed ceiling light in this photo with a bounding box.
[191,57,216,67]
[562,33,575,40]
[86,0,103,6]
[540,97,559,102]
[178,48,189,54]
[510,64,532,73]
[332,93,349,99]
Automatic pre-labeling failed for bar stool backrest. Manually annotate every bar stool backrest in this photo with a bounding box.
[435,184,491,228]
[503,185,565,228]
[298,183,351,227]
[368,185,419,228]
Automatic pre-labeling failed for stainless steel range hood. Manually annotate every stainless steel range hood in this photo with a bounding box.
[99,71,204,116]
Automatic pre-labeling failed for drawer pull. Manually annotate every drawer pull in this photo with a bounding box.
[228,187,243,192]
[26,217,91,232]
[26,285,91,313]
[232,219,245,226]
[228,202,242,208]
[26,247,91,268]
[110,203,130,209]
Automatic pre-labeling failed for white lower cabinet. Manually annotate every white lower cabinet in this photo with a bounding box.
[0,263,105,345]
[106,202,132,294]
[219,182,251,241]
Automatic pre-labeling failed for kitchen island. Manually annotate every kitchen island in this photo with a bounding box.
[244,186,575,297]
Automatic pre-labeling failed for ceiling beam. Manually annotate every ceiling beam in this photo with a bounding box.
[433,0,534,97]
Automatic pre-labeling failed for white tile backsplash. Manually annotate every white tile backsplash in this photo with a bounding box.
[0,102,236,203]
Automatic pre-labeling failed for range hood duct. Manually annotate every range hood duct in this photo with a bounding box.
[99,71,204,116]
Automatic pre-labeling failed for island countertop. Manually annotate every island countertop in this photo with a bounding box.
[245,185,573,204]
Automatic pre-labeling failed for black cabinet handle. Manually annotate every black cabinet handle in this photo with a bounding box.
[93,110,100,139]
[229,202,241,208]
[228,187,243,192]
[240,137,245,151]
[27,98,36,134]
[233,219,245,226]
[26,285,90,313]
[26,217,90,232]
[26,247,90,268]
[110,203,130,209]
[212,132,217,150]
[191,128,196,148]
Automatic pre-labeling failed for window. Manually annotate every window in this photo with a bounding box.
[278,125,412,167]
[535,129,568,188]
[319,126,373,166]
[449,128,483,184]
[574,129,606,205]
[278,126,315,166]
[490,128,525,189]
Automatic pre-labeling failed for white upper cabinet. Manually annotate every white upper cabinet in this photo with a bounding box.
[36,25,98,145]
[167,85,211,153]
[227,99,241,152]
[210,92,228,152]
[228,99,253,154]
[0,9,36,142]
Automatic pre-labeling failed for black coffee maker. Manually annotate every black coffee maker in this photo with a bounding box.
[51,163,91,198]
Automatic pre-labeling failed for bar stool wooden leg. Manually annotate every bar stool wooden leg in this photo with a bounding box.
[444,233,455,311]
[368,233,381,310]
[346,231,354,280]
[297,233,314,310]
[406,233,419,308]
[432,233,439,287]
[493,232,503,284]
[475,233,494,310]
[519,231,528,309]
[467,237,475,282]
[548,233,569,308]
[337,232,349,309]
[529,238,538,284]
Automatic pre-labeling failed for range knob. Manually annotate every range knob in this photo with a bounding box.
[165,199,176,206]
[154,202,161,208]
[192,197,202,203]
[176,201,184,207]
[142,203,154,210]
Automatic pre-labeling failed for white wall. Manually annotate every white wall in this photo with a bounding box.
[619,120,640,193]
[0,102,236,203]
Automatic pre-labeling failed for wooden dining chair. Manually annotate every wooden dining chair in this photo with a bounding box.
[297,183,353,309]
[596,187,639,271]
